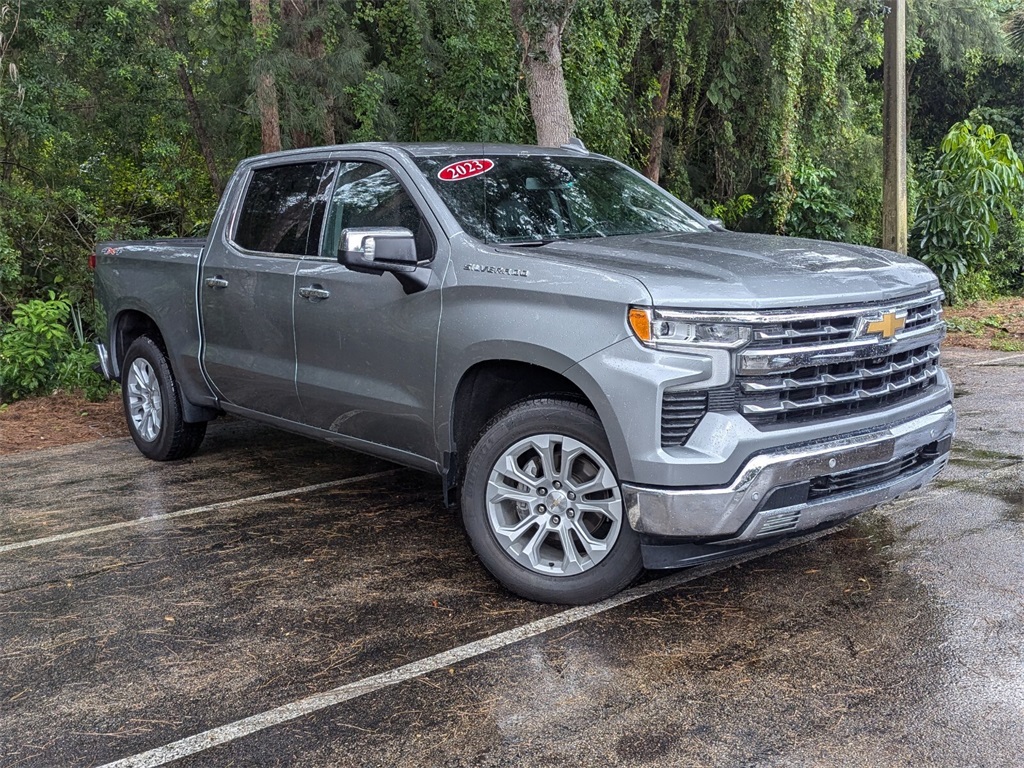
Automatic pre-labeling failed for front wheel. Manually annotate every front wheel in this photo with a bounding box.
[121,335,207,461]
[461,398,642,604]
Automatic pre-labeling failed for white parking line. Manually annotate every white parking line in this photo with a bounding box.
[97,528,836,768]
[0,469,400,555]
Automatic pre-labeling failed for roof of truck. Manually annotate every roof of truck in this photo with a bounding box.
[243,141,598,164]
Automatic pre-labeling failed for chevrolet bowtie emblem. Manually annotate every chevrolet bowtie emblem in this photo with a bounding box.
[865,311,906,339]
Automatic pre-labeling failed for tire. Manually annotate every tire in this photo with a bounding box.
[121,335,207,461]
[461,398,643,604]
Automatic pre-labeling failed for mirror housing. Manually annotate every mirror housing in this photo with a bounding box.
[339,227,430,294]
[340,227,418,274]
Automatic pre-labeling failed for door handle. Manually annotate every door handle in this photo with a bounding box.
[205,276,229,289]
[299,285,331,301]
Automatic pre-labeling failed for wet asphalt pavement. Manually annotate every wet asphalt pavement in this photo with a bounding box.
[1,347,1022,768]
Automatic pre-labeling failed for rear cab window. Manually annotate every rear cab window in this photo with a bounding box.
[233,162,337,256]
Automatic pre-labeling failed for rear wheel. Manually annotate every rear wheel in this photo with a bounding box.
[122,335,206,461]
[461,398,642,604]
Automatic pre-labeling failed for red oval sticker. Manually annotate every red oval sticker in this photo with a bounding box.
[438,158,494,182]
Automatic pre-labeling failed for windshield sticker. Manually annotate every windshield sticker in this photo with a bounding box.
[438,158,494,182]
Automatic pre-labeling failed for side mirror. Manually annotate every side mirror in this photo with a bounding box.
[340,227,418,274]
[338,227,430,295]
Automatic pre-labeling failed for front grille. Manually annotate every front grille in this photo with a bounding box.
[661,389,708,447]
[808,446,932,500]
[749,316,859,348]
[739,343,940,425]
[726,290,946,428]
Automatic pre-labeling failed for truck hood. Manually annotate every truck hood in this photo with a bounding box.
[537,231,939,309]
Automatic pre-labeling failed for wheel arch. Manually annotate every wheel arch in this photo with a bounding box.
[443,358,628,502]
[113,308,218,424]
[112,309,164,374]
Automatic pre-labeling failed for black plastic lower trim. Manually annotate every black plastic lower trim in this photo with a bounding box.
[638,516,854,570]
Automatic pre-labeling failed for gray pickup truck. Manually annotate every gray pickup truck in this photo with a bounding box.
[94,141,955,604]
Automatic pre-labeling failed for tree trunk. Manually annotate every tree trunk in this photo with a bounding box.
[250,0,281,154]
[157,5,224,196]
[644,64,673,183]
[281,0,334,148]
[256,71,281,154]
[509,0,576,147]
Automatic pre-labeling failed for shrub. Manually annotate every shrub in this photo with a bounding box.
[0,292,111,402]
[701,194,756,229]
[765,161,854,242]
[911,121,1024,294]
[948,270,998,305]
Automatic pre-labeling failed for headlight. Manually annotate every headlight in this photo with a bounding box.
[628,307,751,350]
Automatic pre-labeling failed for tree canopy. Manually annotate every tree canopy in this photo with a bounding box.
[0,0,1021,319]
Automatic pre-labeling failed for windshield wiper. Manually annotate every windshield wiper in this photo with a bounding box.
[503,238,562,247]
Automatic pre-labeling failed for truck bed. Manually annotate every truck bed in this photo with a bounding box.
[94,237,212,410]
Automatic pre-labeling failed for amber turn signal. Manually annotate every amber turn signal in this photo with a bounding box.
[628,307,652,343]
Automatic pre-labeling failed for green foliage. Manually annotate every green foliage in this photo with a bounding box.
[1008,3,1024,54]
[56,344,111,401]
[564,0,643,158]
[0,292,109,401]
[0,291,71,399]
[912,121,1024,291]
[766,161,855,241]
[349,0,530,144]
[981,210,1024,295]
[698,194,755,229]
[0,225,20,294]
[948,269,1000,306]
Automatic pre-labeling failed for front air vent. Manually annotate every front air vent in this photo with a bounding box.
[661,389,708,448]
[757,509,802,537]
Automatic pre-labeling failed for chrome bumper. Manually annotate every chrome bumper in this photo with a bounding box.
[623,404,955,541]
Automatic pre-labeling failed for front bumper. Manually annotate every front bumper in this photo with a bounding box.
[623,404,954,566]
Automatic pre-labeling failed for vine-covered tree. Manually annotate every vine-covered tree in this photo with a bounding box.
[509,0,577,146]
[250,0,281,153]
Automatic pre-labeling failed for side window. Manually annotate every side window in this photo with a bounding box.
[326,162,424,257]
[234,162,334,256]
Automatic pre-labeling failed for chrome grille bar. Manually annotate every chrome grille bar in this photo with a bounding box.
[723,290,945,427]
[740,346,941,394]
[741,366,938,416]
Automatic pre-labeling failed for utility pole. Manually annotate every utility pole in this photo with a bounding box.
[882,0,908,254]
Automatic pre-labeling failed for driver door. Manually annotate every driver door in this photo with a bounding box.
[292,158,444,463]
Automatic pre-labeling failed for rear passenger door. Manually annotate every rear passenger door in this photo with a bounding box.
[200,161,336,421]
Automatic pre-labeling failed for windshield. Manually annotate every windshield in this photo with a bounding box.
[413,154,708,244]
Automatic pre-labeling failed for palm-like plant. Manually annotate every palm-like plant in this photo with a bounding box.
[1006,3,1024,55]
